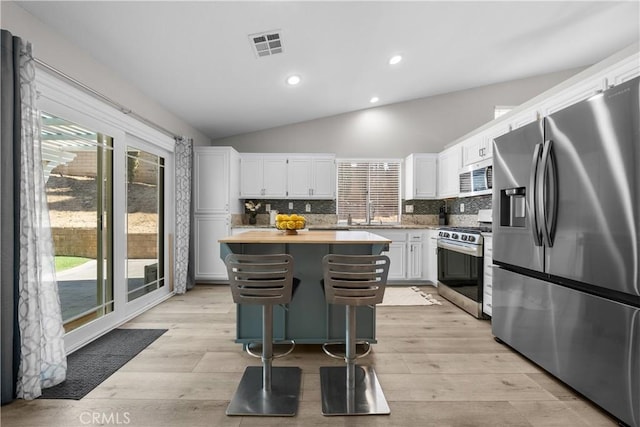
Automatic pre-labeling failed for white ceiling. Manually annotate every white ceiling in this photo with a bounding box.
[15,1,640,141]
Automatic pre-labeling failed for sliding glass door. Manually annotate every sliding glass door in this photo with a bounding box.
[126,147,165,302]
[42,112,114,333]
[37,85,174,353]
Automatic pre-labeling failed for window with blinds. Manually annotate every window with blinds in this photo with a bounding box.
[336,160,401,224]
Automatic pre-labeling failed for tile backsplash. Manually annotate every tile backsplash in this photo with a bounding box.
[237,195,492,228]
[403,195,491,215]
[242,199,336,215]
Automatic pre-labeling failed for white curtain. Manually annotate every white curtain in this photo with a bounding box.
[14,38,67,399]
[174,136,194,294]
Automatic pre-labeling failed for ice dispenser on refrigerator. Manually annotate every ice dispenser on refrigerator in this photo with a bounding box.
[500,187,526,228]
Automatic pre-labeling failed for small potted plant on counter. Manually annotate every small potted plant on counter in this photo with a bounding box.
[245,201,261,225]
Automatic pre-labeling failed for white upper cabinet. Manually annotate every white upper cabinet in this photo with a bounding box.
[405,153,437,200]
[194,146,240,214]
[287,155,336,199]
[437,145,461,199]
[461,124,509,167]
[240,154,288,198]
[461,137,489,166]
[481,123,510,159]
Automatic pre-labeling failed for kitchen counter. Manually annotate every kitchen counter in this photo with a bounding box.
[231,224,439,231]
[220,229,391,244]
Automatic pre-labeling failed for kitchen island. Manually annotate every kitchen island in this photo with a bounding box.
[219,230,391,345]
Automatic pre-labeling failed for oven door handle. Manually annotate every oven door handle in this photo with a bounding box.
[437,240,483,257]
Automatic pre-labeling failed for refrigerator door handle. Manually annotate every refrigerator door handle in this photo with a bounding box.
[539,140,558,247]
[529,143,543,246]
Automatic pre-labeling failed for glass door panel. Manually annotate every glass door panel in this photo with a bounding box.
[126,148,165,302]
[42,112,114,333]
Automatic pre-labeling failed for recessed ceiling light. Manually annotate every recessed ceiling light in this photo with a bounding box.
[286,75,301,86]
[370,96,379,103]
[389,55,402,65]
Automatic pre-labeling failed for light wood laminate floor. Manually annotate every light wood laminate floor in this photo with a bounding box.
[1,285,618,426]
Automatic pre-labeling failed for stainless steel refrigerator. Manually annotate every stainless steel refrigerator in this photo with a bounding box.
[492,76,639,427]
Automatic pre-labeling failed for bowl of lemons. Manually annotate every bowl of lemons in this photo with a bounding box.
[275,214,306,235]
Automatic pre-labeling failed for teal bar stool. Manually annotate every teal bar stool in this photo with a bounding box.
[224,253,301,417]
[319,254,391,416]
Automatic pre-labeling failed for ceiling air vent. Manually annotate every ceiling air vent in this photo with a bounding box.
[249,30,283,58]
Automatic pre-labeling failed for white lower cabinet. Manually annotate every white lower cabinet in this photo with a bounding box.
[407,232,423,279]
[386,242,407,281]
[372,229,438,283]
[373,230,407,281]
[194,215,230,281]
[425,229,439,285]
[483,235,493,317]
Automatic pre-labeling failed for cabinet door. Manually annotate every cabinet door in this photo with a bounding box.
[240,156,264,198]
[194,215,230,281]
[425,231,439,284]
[462,138,485,166]
[310,157,335,199]
[414,155,437,199]
[375,230,407,281]
[386,242,406,281]
[287,158,312,198]
[194,148,229,214]
[437,145,461,198]
[482,124,509,160]
[262,157,288,198]
[408,242,422,279]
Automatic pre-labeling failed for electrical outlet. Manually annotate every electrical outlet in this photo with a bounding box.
[405,204,414,213]
[265,203,271,212]
[460,203,465,213]
[305,203,311,212]
[288,202,293,210]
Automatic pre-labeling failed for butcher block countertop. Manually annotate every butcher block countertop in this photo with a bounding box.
[219,230,392,244]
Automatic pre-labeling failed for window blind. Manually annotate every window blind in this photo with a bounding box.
[337,160,400,224]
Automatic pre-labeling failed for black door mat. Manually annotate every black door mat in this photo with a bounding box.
[40,328,167,400]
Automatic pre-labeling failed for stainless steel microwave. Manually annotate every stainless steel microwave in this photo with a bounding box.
[459,159,492,196]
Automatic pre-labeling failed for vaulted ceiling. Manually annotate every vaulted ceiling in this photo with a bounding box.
[15,1,640,140]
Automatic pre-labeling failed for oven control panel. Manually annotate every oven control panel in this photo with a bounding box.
[438,229,483,246]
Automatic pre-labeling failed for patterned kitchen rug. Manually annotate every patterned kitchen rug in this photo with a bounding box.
[379,286,442,306]
[40,328,167,400]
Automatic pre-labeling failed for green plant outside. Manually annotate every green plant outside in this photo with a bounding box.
[55,256,91,272]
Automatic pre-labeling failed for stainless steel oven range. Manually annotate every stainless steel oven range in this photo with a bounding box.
[436,227,487,319]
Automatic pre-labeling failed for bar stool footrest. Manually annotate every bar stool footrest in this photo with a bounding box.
[322,341,371,360]
[319,365,390,416]
[226,366,302,416]
[246,340,296,359]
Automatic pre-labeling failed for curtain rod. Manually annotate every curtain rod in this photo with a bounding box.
[34,58,179,139]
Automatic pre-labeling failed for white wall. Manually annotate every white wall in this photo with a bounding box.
[213,68,582,157]
[1,1,211,147]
